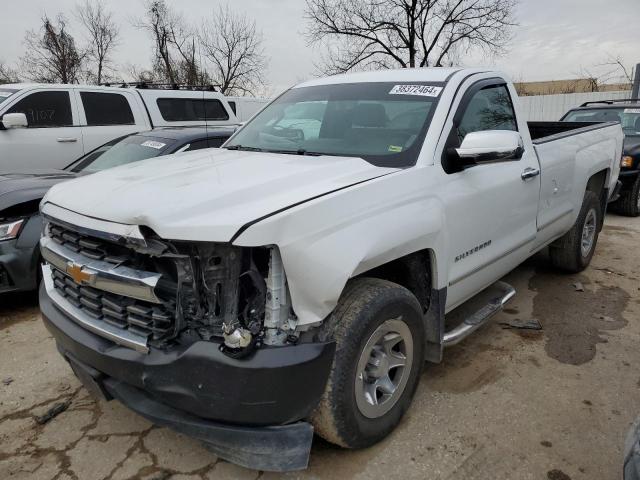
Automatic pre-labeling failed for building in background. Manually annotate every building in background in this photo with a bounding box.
[515,79,631,96]
[518,89,633,121]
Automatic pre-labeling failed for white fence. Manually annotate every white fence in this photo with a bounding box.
[518,90,633,121]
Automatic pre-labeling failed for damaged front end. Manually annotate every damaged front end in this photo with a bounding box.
[40,213,301,357]
[38,208,335,471]
[169,240,299,357]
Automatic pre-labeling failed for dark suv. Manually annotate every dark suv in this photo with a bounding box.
[562,100,640,216]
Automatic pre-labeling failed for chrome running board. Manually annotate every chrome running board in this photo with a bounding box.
[443,281,516,347]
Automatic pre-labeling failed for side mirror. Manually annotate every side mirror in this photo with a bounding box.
[1,113,28,129]
[455,130,524,164]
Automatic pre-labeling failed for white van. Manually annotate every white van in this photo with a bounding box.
[226,96,270,122]
[0,84,248,171]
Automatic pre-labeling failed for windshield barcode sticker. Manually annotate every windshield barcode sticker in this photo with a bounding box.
[0,92,11,98]
[624,108,640,114]
[389,85,443,97]
[141,140,166,149]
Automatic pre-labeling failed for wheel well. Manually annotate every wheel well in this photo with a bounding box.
[586,169,607,196]
[586,169,608,228]
[358,250,433,312]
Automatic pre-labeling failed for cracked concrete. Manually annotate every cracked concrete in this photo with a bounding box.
[1,213,639,479]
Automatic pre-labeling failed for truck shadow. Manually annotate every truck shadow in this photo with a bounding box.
[0,290,39,329]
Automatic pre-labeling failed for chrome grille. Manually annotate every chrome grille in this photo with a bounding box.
[49,223,129,264]
[50,267,175,340]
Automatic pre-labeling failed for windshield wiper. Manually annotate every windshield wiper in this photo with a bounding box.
[227,145,323,156]
[225,145,264,152]
[270,148,323,156]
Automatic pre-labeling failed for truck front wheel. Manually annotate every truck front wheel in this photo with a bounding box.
[311,278,425,449]
[549,190,601,273]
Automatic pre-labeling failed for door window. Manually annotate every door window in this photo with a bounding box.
[442,82,519,174]
[156,98,230,122]
[457,84,517,141]
[80,92,135,126]
[5,91,73,127]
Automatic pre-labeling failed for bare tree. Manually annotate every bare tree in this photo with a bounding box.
[597,55,635,87]
[136,0,205,85]
[136,1,177,83]
[305,0,517,74]
[573,56,636,94]
[124,63,158,83]
[199,5,267,96]
[0,61,19,84]
[75,0,120,84]
[167,18,204,86]
[20,15,84,83]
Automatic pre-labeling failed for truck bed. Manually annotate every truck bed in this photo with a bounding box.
[528,121,614,144]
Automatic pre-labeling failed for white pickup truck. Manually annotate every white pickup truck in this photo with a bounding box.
[0,84,265,172]
[37,68,623,472]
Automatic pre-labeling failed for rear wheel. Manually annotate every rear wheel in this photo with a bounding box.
[311,278,425,448]
[549,190,601,273]
[611,176,640,217]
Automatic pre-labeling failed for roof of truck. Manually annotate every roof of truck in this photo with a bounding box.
[295,67,494,88]
[0,83,227,97]
[0,83,140,92]
[569,101,640,110]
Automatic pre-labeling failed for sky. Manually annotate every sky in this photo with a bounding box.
[1,0,639,95]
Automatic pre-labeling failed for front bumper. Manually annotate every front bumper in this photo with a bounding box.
[40,284,335,471]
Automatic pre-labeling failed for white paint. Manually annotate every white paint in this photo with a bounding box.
[41,68,624,328]
[455,130,523,158]
[43,149,397,243]
[0,83,260,172]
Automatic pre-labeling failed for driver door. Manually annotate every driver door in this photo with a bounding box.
[0,89,83,172]
[440,80,541,310]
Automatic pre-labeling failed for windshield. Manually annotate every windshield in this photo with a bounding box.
[225,82,443,167]
[69,135,175,173]
[564,107,640,135]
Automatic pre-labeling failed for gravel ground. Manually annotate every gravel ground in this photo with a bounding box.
[1,213,639,480]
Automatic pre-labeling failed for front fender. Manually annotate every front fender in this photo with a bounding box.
[233,167,446,327]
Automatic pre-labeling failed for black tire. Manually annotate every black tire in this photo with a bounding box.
[611,176,640,217]
[549,190,601,273]
[311,278,425,449]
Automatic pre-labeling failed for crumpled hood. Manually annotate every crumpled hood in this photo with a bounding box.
[0,170,77,212]
[43,149,397,242]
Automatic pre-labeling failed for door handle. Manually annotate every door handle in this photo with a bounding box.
[521,167,540,181]
[57,137,78,143]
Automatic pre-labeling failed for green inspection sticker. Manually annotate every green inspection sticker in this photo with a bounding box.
[388,145,403,153]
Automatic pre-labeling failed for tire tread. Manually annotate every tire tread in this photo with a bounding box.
[311,278,424,448]
[549,190,601,273]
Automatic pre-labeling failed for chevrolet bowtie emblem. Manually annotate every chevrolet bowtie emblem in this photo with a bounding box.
[66,263,95,285]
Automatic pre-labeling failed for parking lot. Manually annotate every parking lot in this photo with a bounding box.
[0,212,639,480]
